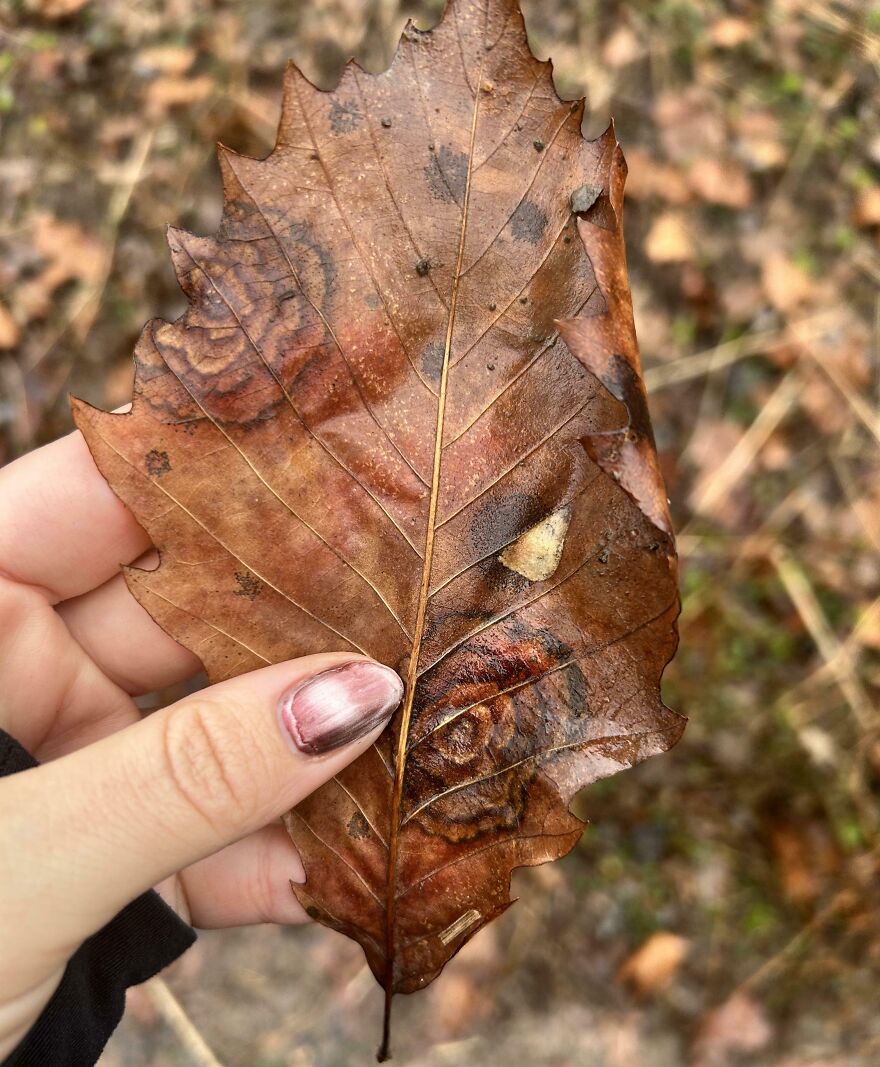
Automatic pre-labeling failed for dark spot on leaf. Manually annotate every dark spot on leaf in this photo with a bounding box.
[421,340,444,386]
[533,139,544,152]
[486,362,495,371]
[329,99,361,134]
[466,489,559,559]
[424,145,468,205]
[488,302,497,311]
[306,905,320,920]
[288,221,336,303]
[233,571,263,600]
[599,353,656,444]
[510,200,548,245]
[598,548,610,564]
[416,259,431,276]
[406,618,587,841]
[145,449,171,477]
[381,117,393,128]
[347,811,370,839]
[519,296,528,304]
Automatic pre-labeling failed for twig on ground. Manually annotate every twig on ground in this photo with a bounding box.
[737,886,859,997]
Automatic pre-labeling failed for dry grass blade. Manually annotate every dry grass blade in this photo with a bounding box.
[141,978,225,1067]
[737,886,860,997]
[22,127,157,384]
[643,330,781,392]
[643,312,838,393]
[806,346,880,450]
[770,547,878,740]
[782,594,880,705]
[687,371,800,517]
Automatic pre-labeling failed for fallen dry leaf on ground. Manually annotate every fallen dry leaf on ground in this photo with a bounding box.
[709,17,754,49]
[618,931,690,994]
[601,27,644,69]
[0,304,20,350]
[15,214,106,324]
[645,212,695,263]
[74,0,682,1054]
[692,991,773,1067]
[688,158,752,210]
[762,252,815,312]
[853,186,880,228]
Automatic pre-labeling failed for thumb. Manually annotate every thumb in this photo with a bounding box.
[0,653,401,967]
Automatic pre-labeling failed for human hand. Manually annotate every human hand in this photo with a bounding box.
[0,428,402,1058]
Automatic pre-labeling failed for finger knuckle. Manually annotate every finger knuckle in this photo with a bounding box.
[0,573,46,629]
[161,701,260,831]
[252,835,290,924]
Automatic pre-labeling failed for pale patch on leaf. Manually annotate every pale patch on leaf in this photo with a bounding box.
[499,505,572,581]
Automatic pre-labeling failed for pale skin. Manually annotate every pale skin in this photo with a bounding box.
[0,426,392,1058]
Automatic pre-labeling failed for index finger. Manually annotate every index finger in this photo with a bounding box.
[0,427,151,602]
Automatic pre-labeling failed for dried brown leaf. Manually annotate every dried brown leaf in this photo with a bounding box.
[853,186,880,228]
[618,931,690,994]
[645,212,695,263]
[709,17,754,49]
[692,992,773,1067]
[0,304,20,350]
[688,158,753,209]
[74,0,682,1053]
[762,252,815,312]
[601,27,645,69]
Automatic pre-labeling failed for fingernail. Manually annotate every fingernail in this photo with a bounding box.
[277,661,403,756]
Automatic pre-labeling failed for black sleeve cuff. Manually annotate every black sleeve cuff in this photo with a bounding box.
[1,729,197,1067]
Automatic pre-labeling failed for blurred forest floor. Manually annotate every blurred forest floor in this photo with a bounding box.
[2,0,880,1064]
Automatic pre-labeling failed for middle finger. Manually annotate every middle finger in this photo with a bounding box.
[59,566,202,696]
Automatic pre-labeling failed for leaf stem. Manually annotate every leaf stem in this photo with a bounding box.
[378,989,393,1062]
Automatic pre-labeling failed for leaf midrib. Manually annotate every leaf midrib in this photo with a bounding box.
[380,44,487,1036]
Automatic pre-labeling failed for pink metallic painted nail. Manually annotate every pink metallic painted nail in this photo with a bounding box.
[277,661,403,756]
